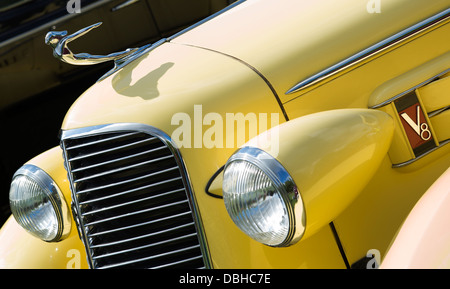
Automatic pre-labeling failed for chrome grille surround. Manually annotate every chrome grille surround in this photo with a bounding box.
[60,123,211,269]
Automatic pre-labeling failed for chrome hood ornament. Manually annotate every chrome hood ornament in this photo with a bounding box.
[45,22,139,66]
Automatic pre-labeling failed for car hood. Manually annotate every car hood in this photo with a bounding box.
[171,0,450,103]
[61,41,284,136]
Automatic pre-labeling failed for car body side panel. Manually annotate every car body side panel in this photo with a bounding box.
[170,0,450,266]
[171,0,450,102]
[294,18,450,266]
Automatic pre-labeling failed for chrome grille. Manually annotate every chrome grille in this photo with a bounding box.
[61,125,207,269]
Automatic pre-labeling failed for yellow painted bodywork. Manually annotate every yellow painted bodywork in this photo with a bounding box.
[172,0,450,101]
[1,0,449,268]
[62,42,346,268]
[0,147,88,269]
[247,109,394,241]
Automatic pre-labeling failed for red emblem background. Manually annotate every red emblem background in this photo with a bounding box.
[398,104,433,150]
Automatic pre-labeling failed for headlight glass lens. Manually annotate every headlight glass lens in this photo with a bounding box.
[9,165,68,242]
[223,160,290,246]
[222,147,304,247]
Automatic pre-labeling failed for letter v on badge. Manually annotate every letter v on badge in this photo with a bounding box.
[394,91,436,156]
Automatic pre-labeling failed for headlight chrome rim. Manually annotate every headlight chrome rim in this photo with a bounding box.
[223,147,305,247]
[9,164,71,242]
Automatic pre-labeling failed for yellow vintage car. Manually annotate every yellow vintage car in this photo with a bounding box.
[0,0,449,269]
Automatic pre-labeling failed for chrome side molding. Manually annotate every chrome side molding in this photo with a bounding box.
[45,22,139,66]
[285,7,450,95]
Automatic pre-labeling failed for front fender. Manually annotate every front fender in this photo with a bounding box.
[381,167,450,269]
[0,146,88,269]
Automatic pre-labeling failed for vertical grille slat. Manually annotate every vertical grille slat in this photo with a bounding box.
[61,127,207,269]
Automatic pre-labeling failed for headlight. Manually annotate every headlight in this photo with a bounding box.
[222,147,305,247]
[9,164,70,242]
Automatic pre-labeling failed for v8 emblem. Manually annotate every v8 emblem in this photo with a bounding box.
[395,92,435,156]
[400,106,431,141]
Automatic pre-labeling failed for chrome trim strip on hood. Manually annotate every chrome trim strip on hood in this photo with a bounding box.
[286,7,450,95]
